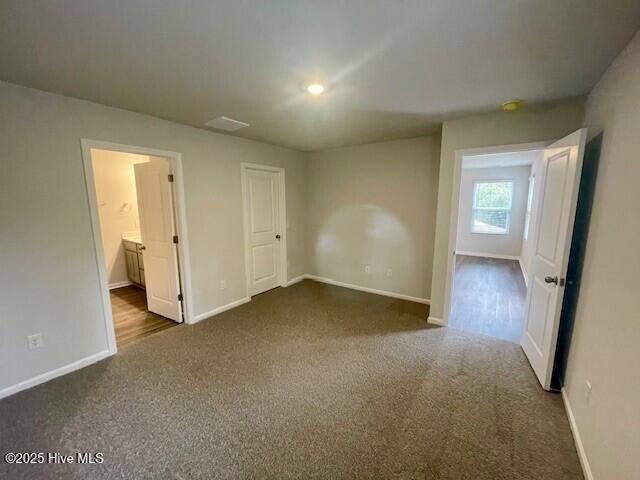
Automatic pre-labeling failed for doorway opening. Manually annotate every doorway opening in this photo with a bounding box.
[81,140,193,352]
[449,149,542,342]
[442,130,587,390]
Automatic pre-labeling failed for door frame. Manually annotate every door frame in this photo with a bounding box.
[80,139,195,356]
[240,162,288,298]
[438,140,551,327]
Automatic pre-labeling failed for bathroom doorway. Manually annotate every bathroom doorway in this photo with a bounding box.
[81,140,192,350]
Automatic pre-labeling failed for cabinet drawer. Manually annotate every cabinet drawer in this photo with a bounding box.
[123,240,138,253]
[136,243,144,254]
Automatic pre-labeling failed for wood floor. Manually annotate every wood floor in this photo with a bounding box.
[449,255,527,343]
[110,286,177,346]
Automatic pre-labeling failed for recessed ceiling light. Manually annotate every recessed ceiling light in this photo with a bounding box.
[306,83,325,96]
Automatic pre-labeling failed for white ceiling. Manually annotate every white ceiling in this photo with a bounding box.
[1,1,639,151]
[463,150,541,169]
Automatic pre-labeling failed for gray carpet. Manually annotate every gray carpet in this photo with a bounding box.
[0,280,583,479]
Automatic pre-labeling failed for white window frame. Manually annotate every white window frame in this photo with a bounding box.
[471,180,514,235]
[523,174,535,240]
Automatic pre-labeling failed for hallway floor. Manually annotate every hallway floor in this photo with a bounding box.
[449,255,527,343]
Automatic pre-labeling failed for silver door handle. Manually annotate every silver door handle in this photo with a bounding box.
[544,276,558,285]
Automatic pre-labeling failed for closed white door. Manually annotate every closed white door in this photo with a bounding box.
[244,167,282,295]
[521,128,586,389]
[134,159,182,322]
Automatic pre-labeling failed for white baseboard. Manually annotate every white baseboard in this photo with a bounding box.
[427,316,444,326]
[108,280,132,290]
[0,276,427,399]
[0,350,112,400]
[518,258,529,288]
[1,295,254,397]
[284,275,306,287]
[305,274,430,304]
[561,387,594,480]
[456,251,520,261]
[192,296,251,323]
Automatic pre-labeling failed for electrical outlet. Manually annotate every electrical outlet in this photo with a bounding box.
[220,279,227,290]
[386,268,393,277]
[585,380,592,403]
[365,265,371,274]
[27,333,43,350]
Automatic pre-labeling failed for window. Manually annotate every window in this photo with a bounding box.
[471,181,514,234]
[523,175,535,240]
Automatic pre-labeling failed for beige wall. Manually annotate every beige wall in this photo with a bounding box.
[455,165,531,258]
[563,31,640,480]
[0,81,307,394]
[306,136,440,300]
[92,150,149,287]
[429,98,585,320]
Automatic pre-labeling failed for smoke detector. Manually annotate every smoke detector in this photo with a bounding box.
[204,116,250,131]
[501,99,523,112]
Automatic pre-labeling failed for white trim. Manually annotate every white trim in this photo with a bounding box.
[427,316,444,326]
[192,297,251,323]
[562,388,594,480]
[442,140,551,327]
[80,139,196,358]
[241,165,251,298]
[455,251,520,261]
[108,280,132,290]
[170,147,195,325]
[0,350,111,400]
[80,141,117,355]
[305,274,430,304]
[285,275,306,287]
[518,258,529,288]
[241,162,288,298]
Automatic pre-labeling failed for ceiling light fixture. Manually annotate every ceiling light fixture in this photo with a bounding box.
[502,99,523,112]
[306,83,325,96]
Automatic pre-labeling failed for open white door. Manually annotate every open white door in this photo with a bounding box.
[134,159,182,322]
[521,128,586,389]
[243,166,283,296]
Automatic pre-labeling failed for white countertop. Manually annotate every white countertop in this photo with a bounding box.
[122,233,142,244]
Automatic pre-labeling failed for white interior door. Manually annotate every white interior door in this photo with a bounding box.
[134,159,182,322]
[244,167,282,296]
[521,128,586,389]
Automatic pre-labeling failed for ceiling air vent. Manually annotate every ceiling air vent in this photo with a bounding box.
[204,116,250,131]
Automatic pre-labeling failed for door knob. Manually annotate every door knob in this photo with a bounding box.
[275,235,281,240]
[140,245,146,250]
[544,275,558,285]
